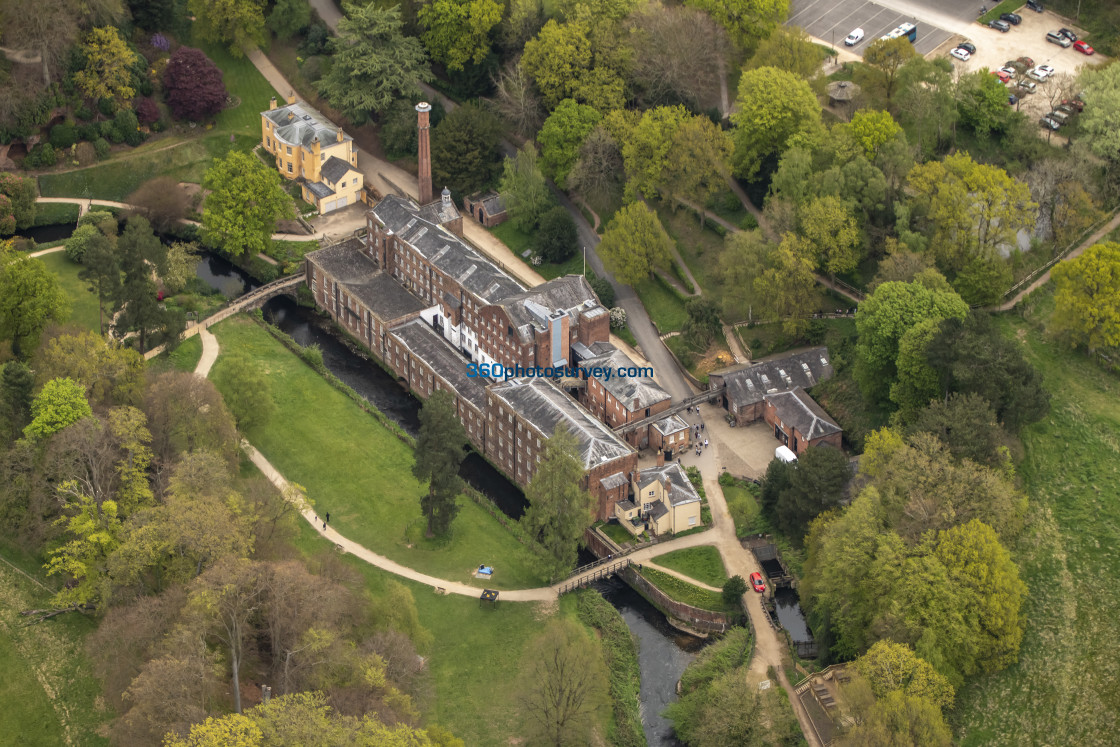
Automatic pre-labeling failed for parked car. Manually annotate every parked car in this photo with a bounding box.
[991,69,1013,84]
[1040,116,1061,130]
[1059,28,1078,41]
[959,41,977,54]
[951,47,972,61]
[1027,0,1043,11]
[1000,12,1022,24]
[845,28,865,46]
[1062,98,1085,112]
[1009,94,1018,106]
[990,19,1011,32]
[1005,59,1028,73]
[1017,56,1035,68]
[1016,79,1037,93]
[1027,67,1051,81]
[1036,64,1056,76]
[1047,30,1072,47]
[750,572,766,593]
[1056,104,1078,116]
[1048,109,1070,124]
[1074,40,1095,55]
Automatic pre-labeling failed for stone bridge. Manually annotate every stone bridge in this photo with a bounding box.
[612,386,727,435]
[143,274,304,360]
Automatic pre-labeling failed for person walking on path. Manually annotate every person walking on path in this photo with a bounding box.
[325,512,330,522]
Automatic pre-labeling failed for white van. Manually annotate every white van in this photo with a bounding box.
[845,28,865,46]
[775,445,797,463]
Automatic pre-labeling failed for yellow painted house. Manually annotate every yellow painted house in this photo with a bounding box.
[260,94,364,214]
[615,460,703,537]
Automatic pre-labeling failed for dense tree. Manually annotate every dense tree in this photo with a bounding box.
[499,144,551,231]
[627,4,729,110]
[490,61,543,137]
[212,353,276,430]
[535,206,578,264]
[1,0,81,86]
[267,0,312,41]
[684,0,788,48]
[116,217,167,353]
[773,444,850,543]
[926,312,1050,431]
[419,0,502,72]
[127,176,190,234]
[895,57,956,157]
[77,232,121,336]
[34,330,144,409]
[0,361,34,442]
[567,125,623,206]
[0,174,37,233]
[44,482,122,608]
[661,116,732,223]
[845,109,903,159]
[889,317,942,415]
[853,278,968,403]
[800,194,860,276]
[430,102,503,199]
[730,67,821,180]
[162,47,229,122]
[683,298,722,348]
[840,691,952,747]
[23,377,91,441]
[1080,62,1120,167]
[202,151,294,259]
[412,390,466,537]
[597,201,674,286]
[855,640,955,710]
[905,393,1008,468]
[858,37,917,100]
[955,69,1013,139]
[317,4,432,120]
[518,619,609,746]
[1050,242,1120,354]
[143,372,240,474]
[521,425,595,581]
[746,25,822,80]
[0,250,70,358]
[756,233,818,335]
[379,98,444,158]
[74,26,136,105]
[187,0,267,57]
[537,99,602,188]
[521,17,628,112]
[618,105,690,200]
[163,241,199,295]
[722,574,747,604]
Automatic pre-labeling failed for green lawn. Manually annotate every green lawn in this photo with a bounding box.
[32,202,79,226]
[487,221,587,281]
[736,317,856,360]
[952,290,1120,746]
[723,477,763,539]
[653,546,728,587]
[210,315,547,590]
[37,251,102,333]
[638,566,734,613]
[291,526,611,746]
[597,520,643,545]
[199,43,284,136]
[38,134,259,201]
[166,335,204,373]
[0,542,112,746]
[656,203,724,297]
[634,275,689,334]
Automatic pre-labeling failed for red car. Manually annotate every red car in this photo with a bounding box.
[991,69,1012,84]
[1074,40,1095,55]
[749,572,766,593]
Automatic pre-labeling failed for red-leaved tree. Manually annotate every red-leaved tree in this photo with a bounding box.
[162,47,228,122]
[134,96,160,125]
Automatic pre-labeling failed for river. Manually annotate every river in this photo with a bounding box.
[196,257,700,746]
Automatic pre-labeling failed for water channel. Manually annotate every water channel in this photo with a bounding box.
[13,222,77,245]
[190,254,704,744]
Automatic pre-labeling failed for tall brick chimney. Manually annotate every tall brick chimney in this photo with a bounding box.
[416,102,433,205]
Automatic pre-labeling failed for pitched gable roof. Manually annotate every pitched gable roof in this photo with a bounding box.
[765,388,841,441]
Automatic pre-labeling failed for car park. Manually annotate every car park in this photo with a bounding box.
[959,41,977,54]
[750,572,766,593]
[1015,80,1037,94]
[844,28,864,46]
[1000,12,1022,25]
[1074,40,1095,55]
[951,47,971,61]
[990,19,1011,32]
[992,69,1012,84]
[1047,31,1072,47]
[1027,0,1043,11]
[1048,109,1070,124]
[1059,28,1078,42]
[1040,116,1061,130]
[1062,98,1085,112]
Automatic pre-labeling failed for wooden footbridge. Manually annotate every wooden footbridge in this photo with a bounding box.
[556,558,632,594]
[612,386,726,435]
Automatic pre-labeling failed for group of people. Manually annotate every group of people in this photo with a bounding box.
[685,406,709,458]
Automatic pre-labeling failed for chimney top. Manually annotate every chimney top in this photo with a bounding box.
[416,102,432,113]
[287,111,295,122]
[286,90,296,105]
[336,127,344,143]
[656,450,665,467]
[441,186,451,205]
[269,96,277,110]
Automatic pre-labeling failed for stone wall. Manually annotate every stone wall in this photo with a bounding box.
[620,566,743,635]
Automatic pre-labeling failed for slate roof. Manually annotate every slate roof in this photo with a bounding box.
[489,378,633,470]
[307,239,428,321]
[418,188,460,226]
[600,472,629,491]
[647,502,669,521]
[636,462,701,507]
[653,414,689,436]
[305,181,335,199]
[467,190,507,216]
[765,388,842,442]
[582,345,670,411]
[710,347,834,410]
[321,155,352,184]
[262,101,351,149]
[372,195,522,304]
[499,275,604,344]
[388,320,488,411]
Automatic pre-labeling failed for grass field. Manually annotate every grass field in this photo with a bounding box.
[657,204,724,297]
[166,335,204,373]
[210,315,547,590]
[201,43,283,136]
[290,526,611,746]
[638,566,734,612]
[653,546,728,588]
[634,275,689,334]
[37,251,102,333]
[952,290,1120,746]
[32,202,80,226]
[0,542,111,746]
[487,221,587,281]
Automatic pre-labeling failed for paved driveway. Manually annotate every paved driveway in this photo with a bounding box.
[789,0,956,55]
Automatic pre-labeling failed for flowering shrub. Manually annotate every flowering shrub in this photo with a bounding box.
[609,307,627,329]
[151,33,170,52]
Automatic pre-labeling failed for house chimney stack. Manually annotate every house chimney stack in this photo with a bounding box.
[269,96,277,110]
[416,102,433,205]
[657,450,665,467]
[286,90,296,105]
